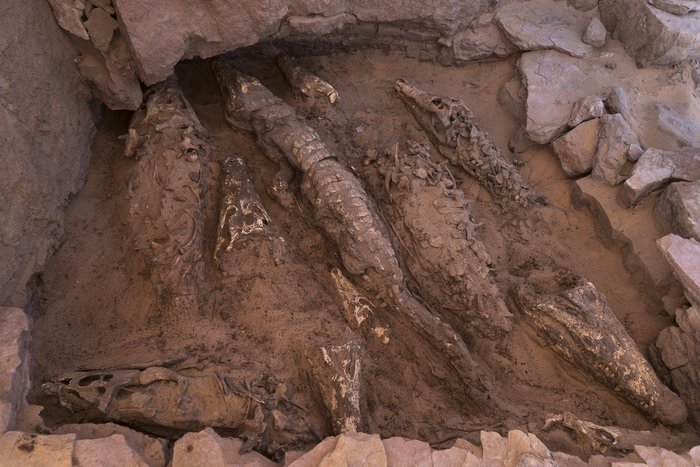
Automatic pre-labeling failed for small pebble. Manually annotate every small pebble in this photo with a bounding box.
[355,126,364,134]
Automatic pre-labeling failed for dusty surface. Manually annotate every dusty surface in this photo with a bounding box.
[31,49,691,458]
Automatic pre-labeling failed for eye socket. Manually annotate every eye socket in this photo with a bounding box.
[431,98,442,107]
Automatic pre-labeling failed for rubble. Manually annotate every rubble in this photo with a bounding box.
[648,0,700,16]
[654,180,700,241]
[620,147,700,206]
[47,0,89,40]
[568,95,606,128]
[0,432,75,467]
[656,305,700,424]
[551,118,599,177]
[494,1,593,58]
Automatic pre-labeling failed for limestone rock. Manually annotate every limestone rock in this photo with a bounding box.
[656,103,700,148]
[635,445,695,466]
[288,436,337,467]
[319,432,387,467]
[494,1,593,58]
[432,446,480,466]
[655,181,700,241]
[628,144,644,162]
[656,305,700,424]
[1,0,95,306]
[47,0,90,40]
[599,0,700,66]
[0,432,75,467]
[568,95,605,127]
[55,422,167,467]
[518,50,611,144]
[481,430,556,465]
[74,434,150,467]
[657,234,700,305]
[552,118,599,177]
[582,17,607,48]
[620,147,700,206]
[498,76,526,122]
[172,428,278,467]
[592,114,639,185]
[607,86,631,122]
[84,7,119,52]
[649,0,700,15]
[451,13,517,62]
[0,307,30,432]
[383,437,432,466]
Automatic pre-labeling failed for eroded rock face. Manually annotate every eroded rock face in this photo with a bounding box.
[1,0,95,307]
[599,0,700,66]
[657,234,700,305]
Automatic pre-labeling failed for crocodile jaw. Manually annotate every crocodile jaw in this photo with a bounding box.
[394,79,462,146]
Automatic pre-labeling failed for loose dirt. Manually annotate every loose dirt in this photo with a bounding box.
[31,49,682,457]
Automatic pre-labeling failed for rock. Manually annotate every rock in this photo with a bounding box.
[494,1,593,58]
[619,147,700,206]
[498,76,526,122]
[582,17,607,48]
[383,437,432,466]
[592,114,639,185]
[657,234,700,305]
[288,437,337,467]
[628,144,644,162]
[74,434,150,467]
[607,85,631,122]
[649,0,700,15]
[599,0,700,66]
[573,176,675,299]
[432,446,480,466]
[84,7,119,52]
[319,432,387,467]
[552,119,599,178]
[13,405,45,433]
[655,181,700,241]
[47,0,90,40]
[54,422,167,467]
[480,430,556,465]
[172,428,278,467]
[1,0,95,307]
[0,307,30,432]
[518,50,613,144]
[656,305,700,424]
[567,0,598,11]
[568,95,605,127]
[0,432,75,467]
[451,13,517,62]
[635,445,695,466]
[656,103,700,147]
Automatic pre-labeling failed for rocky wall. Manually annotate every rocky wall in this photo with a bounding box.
[0,0,96,307]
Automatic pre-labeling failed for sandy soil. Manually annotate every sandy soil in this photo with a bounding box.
[31,48,690,457]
